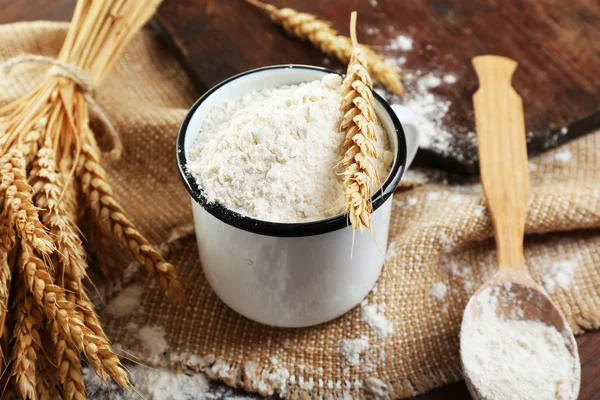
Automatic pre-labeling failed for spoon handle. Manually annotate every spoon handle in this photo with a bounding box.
[472,55,531,272]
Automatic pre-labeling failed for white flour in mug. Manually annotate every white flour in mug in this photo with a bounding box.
[188,74,393,223]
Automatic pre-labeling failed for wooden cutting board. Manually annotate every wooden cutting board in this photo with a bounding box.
[154,0,600,175]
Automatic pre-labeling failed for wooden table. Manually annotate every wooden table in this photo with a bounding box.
[154,0,600,176]
[1,1,598,399]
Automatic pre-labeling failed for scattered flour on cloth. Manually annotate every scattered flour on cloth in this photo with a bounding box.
[138,325,169,364]
[461,286,579,400]
[365,377,390,399]
[401,168,433,185]
[84,364,258,400]
[385,241,398,263]
[542,260,577,293]
[188,75,393,223]
[104,284,144,318]
[553,149,572,163]
[340,336,370,365]
[425,191,441,202]
[429,282,447,299]
[362,305,394,337]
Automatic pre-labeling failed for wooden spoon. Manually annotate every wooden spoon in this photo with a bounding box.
[460,55,581,399]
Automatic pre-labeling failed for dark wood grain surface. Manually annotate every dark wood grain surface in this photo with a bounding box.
[154,0,600,175]
[1,2,598,399]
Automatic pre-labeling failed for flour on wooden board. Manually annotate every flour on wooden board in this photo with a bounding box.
[442,74,457,84]
[402,73,456,155]
[386,34,413,51]
[378,33,464,158]
[384,56,406,68]
[366,26,381,35]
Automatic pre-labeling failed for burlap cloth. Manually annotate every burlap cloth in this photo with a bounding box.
[1,21,599,399]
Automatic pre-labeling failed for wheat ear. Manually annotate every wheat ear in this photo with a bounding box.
[0,287,11,368]
[19,243,129,387]
[30,142,110,398]
[79,129,184,305]
[0,159,16,327]
[1,149,54,255]
[50,319,86,400]
[245,0,404,95]
[0,249,12,348]
[10,277,43,400]
[31,142,87,289]
[339,12,380,232]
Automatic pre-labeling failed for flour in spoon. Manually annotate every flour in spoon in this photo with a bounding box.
[188,75,393,223]
[462,286,579,400]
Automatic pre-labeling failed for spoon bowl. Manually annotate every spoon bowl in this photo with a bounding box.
[463,275,573,336]
[461,274,581,400]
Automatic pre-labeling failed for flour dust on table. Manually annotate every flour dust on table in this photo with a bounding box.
[188,74,393,223]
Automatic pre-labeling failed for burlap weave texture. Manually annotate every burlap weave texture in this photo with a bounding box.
[1,21,599,399]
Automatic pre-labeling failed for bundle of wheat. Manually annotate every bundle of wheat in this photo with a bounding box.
[0,0,183,397]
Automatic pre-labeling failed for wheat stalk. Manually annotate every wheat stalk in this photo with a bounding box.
[339,12,380,232]
[245,0,404,95]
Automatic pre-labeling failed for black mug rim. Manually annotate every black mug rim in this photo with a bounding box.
[176,65,407,237]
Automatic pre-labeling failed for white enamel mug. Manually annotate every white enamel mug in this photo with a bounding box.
[177,65,419,328]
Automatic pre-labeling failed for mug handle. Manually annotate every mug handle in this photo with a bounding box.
[390,105,420,168]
